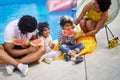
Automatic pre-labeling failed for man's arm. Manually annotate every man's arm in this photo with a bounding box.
[4,42,34,57]
[30,34,38,40]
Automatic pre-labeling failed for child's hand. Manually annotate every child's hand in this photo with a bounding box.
[63,34,68,37]
[48,43,55,49]
[71,32,76,37]
[71,35,76,44]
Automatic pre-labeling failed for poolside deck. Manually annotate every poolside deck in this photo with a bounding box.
[0,11,120,80]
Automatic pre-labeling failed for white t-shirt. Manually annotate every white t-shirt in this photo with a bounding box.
[4,19,37,43]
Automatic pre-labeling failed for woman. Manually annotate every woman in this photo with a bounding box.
[74,0,111,39]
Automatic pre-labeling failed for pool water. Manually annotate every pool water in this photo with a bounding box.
[0,0,76,44]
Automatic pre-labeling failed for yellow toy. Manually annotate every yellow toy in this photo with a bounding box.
[108,37,119,49]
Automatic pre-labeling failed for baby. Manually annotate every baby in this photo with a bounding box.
[38,22,61,64]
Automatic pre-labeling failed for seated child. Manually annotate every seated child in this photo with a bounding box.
[38,22,62,64]
[57,15,85,64]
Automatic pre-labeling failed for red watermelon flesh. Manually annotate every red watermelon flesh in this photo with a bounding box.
[30,38,43,47]
[62,30,74,36]
[13,38,28,45]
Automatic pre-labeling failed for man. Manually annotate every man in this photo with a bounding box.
[4,15,45,76]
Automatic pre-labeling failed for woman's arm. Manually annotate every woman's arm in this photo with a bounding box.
[85,11,109,36]
[74,2,92,25]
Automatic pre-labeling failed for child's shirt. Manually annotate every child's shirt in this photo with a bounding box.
[40,34,53,52]
[57,30,72,46]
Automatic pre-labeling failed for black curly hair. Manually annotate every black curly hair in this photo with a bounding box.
[59,16,73,27]
[18,15,37,34]
[96,0,111,12]
[37,22,49,36]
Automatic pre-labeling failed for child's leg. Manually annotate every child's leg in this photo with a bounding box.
[68,43,84,56]
[68,43,84,64]
[74,43,85,54]
[59,44,72,55]
[42,50,61,64]
[42,50,60,58]
[60,44,72,61]
[55,51,62,57]
[70,50,84,64]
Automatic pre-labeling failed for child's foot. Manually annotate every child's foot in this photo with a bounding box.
[38,57,44,63]
[5,64,15,75]
[74,56,83,64]
[44,58,53,64]
[64,54,71,61]
[17,63,28,76]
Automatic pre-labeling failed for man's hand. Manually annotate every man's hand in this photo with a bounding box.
[27,46,39,53]
[21,42,30,48]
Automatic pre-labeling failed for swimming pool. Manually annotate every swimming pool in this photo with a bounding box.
[0,0,76,44]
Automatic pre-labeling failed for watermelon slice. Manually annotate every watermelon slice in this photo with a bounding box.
[13,38,29,45]
[30,38,43,47]
[62,30,75,36]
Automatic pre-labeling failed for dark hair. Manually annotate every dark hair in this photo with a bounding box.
[59,16,73,27]
[18,15,37,34]
[38,22,49,35]
[96,0,111,12]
